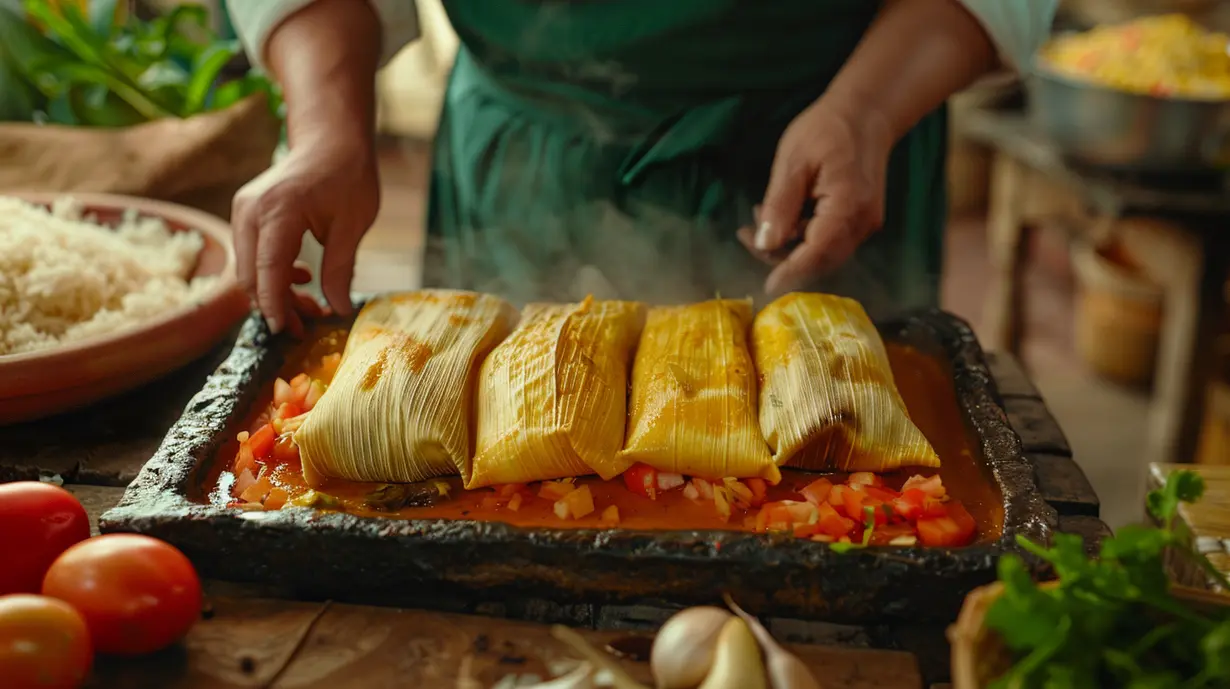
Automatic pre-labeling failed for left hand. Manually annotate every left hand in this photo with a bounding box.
[738,98,894,296]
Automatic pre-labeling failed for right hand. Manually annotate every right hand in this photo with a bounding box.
[231,133,380,336]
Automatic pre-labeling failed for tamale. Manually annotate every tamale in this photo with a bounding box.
[294,290,517,487]
[752,292,940,472]
[468,297,646,488]
[619,299,779,483]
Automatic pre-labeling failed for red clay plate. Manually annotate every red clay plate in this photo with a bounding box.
[0,192,249,425]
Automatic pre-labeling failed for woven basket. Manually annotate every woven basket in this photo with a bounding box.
[948,581,1230,688]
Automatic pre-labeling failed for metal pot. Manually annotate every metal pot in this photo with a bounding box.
[1025,66,1230,172]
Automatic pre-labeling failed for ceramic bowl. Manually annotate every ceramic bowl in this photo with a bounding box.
[0,192,249,425]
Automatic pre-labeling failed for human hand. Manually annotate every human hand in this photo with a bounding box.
[231,133,380,336]
[738,99,894,296]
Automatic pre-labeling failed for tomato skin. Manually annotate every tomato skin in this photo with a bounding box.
[0,594,92,689]
[0,483,91,595]
[42,534,202,656]
[622,463,658,500]
[916,501,977,548]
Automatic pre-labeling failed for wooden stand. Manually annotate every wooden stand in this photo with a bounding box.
[965,110,1230,466]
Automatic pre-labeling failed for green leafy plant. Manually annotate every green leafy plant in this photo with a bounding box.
[986,470,1230,688]
[0,0,281,126]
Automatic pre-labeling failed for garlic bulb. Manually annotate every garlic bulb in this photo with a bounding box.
[724,596,821,689]
[697,618,768,689]
[650,606,732,689]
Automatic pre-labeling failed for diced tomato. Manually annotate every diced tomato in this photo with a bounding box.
[792,522,823,538]
[273,378,293,407]
[233,444,257,476]
[800,478,833,505]
[247,424,276,462]
[841,486,865,521]
[828,484,849,512]
[273,402,303,422]
[264,488,289,510]
[760,502,794,531]
[656,472,686,492]
[868,523,917,546]
[848,472,882,488]
[815,502,855,538]
[781,501,818,525]
[507,493,524,512]
[622,464,658,500]
[270,435,301,469]
[916,501,977,548]
[239,476,272,504]
[863,485,900,504]
[693,478,715,500]
[902,474,946,500]
[599,505,620,525]
[538,480,576,502]
[304,380,327,411]
[745,478,768,506]
[753,507,770,533]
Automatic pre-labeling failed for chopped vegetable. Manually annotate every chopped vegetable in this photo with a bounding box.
[800,478,833,506]
[657,472,686,492]
[507,493,524,512]
[539,479,576,502]
[985,470,1230,688]
[600,505,620,525]
[623,463,658,500]
[555,485,596,520]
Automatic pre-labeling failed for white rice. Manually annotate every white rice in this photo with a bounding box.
[0,196,219,356]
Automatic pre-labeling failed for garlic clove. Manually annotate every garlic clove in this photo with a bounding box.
[650,606,732,689]
[697,618,768,689]
[551,625,651,689]
[518,661,598,689]
[723,595,822,689]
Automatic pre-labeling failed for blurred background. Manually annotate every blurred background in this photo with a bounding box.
[6,0,1230,529]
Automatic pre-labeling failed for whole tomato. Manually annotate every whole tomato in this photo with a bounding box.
[0,594,92,689]
[0,482,91,595]
[42,534,202,656]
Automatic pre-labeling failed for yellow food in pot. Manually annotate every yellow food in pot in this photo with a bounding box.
[1040,14,1230,100]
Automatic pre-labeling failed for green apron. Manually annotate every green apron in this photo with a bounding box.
[424,0,947,318]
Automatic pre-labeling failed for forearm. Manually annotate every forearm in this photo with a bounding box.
[264,0,383,149]
[822,0,998,143]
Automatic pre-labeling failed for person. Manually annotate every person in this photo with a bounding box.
[227,0,1057,335]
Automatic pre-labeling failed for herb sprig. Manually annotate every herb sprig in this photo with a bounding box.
[0,0,280,126]
[986,470,1230,688]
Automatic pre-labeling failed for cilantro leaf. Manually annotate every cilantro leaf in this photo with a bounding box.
[1145,470,1204,525]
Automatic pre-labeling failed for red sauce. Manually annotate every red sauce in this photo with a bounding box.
[204,324,1004,543]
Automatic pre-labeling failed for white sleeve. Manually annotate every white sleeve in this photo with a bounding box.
[956,0,1059,70]
[228,0,421,72]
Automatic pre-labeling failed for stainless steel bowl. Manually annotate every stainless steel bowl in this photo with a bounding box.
[1026,66,1230,171]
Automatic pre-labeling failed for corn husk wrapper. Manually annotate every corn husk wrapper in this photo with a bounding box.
[295,290,517,487]
[752,292,940,472]
[467,297,646,489]
[619,298,778,482]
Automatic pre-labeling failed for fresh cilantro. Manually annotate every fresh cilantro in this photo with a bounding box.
[984,470,1230,688]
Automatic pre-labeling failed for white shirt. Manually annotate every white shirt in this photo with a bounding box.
[229,0,1057,79]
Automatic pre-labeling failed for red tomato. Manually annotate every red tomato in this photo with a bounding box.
[622,463,658,500]
[847,472,882,488]
[868,523,918,546]
[0,483,91,595]
[744,478,768,506]
[42,534,202,656]
[916,501,977,548]
[890,488,929,521]
[800,478,833,505]
[247,424,277,461]
[273,402,303,422]
[901,474,946,500]
[815,502,855,538]
[0,595,92,689]
[862,485,900,504]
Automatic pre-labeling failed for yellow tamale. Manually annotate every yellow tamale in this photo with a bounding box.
[295,290,517,487]
[752,292,940,472]
[619,299,779,482]
[467,297,646,489]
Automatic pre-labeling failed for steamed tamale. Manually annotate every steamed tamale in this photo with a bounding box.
[619,299,779,482]
[294,290,517,487]
[752,292,940,471]
[468,297,646,489]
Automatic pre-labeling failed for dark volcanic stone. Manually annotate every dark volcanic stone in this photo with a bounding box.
[100,307,1057,624]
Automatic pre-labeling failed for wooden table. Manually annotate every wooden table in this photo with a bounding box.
[962,108,1230,467]
[1149,463,1230,593]
[1,346,1105,689]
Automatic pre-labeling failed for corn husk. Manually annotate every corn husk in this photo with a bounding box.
[467,297,646,489]
[619,299,778,482]
[752,293,940,472]
[295,290,516,486]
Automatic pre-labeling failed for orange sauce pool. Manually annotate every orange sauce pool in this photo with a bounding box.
[203,327,1005,543]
